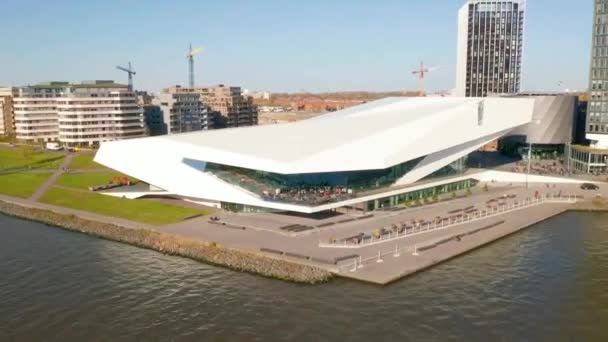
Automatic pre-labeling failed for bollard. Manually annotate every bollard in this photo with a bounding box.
[358,255,364,269]
[412,245,419,256]
[393,244,400,257]
[350,258,357,272]
[376,250,384,263]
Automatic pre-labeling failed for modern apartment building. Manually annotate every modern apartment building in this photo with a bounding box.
[153,86,210,135]
[143,104,165,136]
[0,87,16,136]
[197,85,258,128]
[455,0,526,97]
[12,81,144,146]
[587,0,608,147]
[57,81,145,147]
[13,82,65,142]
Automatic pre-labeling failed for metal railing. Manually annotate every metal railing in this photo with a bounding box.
[337,244,416,273]
[321,194,578,249]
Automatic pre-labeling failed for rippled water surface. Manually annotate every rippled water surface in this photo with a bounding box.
[1,212,608,341]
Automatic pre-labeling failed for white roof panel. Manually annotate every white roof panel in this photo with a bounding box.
[96,96,535,174]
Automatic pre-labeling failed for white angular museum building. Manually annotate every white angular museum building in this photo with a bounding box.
[95,97,538,213]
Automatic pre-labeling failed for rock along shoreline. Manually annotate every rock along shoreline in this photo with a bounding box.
[0,200,333,284]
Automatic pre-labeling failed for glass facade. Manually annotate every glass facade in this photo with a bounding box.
[189,155,472,209]
[464,1,524,97]
[568,144,608,174]
[203,157,424,206]
[588,0,608,134]
[220,179,478,213]
[519,144,564,161]
[422,156,468,180]
[366,179,478,211]
[221,202,276,213]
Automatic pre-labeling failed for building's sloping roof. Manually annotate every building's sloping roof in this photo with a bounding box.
[96,96,535,174]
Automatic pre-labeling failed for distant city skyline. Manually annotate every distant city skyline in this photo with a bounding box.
[0,0,592,93]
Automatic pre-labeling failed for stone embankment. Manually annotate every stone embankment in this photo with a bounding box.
[0,200,333,284]
[570,196,608,212]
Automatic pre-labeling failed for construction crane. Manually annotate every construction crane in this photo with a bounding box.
[186,43,203,87]
[116,62,136,92]
[411,62,440,96]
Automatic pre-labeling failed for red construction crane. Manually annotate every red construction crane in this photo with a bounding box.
[411,62,440,96]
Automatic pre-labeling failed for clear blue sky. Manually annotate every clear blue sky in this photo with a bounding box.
[0,0,593,93]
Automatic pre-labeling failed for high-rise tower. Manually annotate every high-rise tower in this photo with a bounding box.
[587,0,608,147]
[455,0,526,97]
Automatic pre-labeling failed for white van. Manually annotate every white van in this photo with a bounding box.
[45,142,63,151]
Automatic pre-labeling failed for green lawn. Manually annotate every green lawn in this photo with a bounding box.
[69,154,104,169]
[40,187,208,225]
[0,147,65,170]
[56,172,137,190]
[0,173,53,198]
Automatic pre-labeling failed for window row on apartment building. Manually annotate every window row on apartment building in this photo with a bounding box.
[146,84,258,136]
[1,81,145,147]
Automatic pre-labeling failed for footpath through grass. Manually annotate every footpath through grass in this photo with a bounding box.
[0,173,53,198]
[57,172,137,190]
[0,147,65,170]
[40,187,208,225]
[69,154,103,169]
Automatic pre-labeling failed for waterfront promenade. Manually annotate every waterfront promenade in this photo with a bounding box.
[1,145,607,284]
[3,164,606,284]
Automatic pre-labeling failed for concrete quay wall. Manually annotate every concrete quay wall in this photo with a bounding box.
[0,199,333,284]
[340,200,608,285]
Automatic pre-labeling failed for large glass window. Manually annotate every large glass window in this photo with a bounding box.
[185,157,427,206]
[183,154,474,207]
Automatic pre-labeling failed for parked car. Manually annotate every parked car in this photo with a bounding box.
[45,142,62,151]
[580,183,599,190]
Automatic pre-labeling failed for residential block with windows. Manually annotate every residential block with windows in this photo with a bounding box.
[13,82,65,143]
[57,81,145,147]
[10,81,144,147]
[152,86,209,135]
[197,85,258,128]
[0,87,16,137]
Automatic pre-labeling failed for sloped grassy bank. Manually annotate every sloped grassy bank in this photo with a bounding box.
[0,200,333,284]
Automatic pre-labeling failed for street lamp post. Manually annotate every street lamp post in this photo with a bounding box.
[526,142,532,189]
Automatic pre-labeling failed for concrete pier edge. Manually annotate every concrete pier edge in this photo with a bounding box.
[0,199,334,285]
[379,208,568,286]
[341,202,608,286]
[1,197,607,286]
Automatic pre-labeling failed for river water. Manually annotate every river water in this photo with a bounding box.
[1,212,608,341]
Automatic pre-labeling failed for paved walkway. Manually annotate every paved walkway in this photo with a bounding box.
[337,203,572,284]
[0,169,57,174]
[29,154,75,202]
